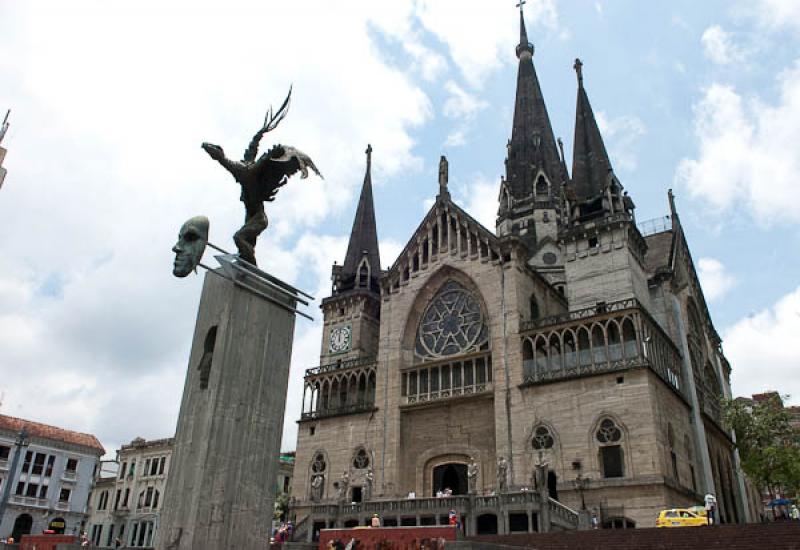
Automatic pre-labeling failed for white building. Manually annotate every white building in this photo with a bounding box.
[0,414,104,540]
[86,437,173,548]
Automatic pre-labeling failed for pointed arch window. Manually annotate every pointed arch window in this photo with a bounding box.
[596,418,624,478]
[357,258,371,288]
[535,175,549,198]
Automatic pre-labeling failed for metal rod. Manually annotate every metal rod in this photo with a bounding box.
[198,263,313,321]
[204,241,315,300]
[217,257,314,306]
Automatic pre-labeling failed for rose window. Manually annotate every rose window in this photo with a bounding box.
[531,426,554,450]
[596,419,622,443]
[415,281,489,359]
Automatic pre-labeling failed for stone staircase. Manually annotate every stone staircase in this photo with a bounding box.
[469,522,800,550]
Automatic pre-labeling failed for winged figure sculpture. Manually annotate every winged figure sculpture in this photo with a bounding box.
[201,88,322,266]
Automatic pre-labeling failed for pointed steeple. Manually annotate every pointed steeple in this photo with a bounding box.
[505,3,565,199]
[335,144,381,294]
[570,58,615,202]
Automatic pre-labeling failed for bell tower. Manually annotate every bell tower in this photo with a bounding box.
[497,4,567,270]
[322,145,382,364]
[561,60,649,310]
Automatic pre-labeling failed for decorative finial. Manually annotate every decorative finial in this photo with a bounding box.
[365,143,372,169]
[557,137,566,164]
[438,155,449,197]
[0,109,9,145]
[574,58,584,86]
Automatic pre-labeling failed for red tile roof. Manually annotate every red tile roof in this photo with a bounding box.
[0,414,105,454]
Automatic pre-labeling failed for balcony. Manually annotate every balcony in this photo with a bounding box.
[301,358,377,421]
[55,501,70,511]
[402,352,493,406]
[520,299,683,397]
[10,495,48,508]
[307,491,578,532]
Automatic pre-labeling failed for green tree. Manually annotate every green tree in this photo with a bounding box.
[273,491,290,522]
[723,394,800,498]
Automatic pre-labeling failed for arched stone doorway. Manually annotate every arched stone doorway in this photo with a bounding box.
[432,463,468,495]
[12,513,33,541]
[48,517,66,534]
[476,513,498,535]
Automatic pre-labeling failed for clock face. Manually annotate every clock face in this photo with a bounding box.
[329,325,352,354]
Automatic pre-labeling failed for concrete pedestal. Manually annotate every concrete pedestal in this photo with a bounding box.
[157,269,298,550]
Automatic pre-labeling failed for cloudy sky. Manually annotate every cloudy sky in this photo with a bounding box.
[1,0,799,457]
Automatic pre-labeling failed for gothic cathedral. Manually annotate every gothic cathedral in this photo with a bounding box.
[291,8,752,537]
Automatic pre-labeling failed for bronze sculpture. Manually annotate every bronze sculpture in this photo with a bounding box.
[172,216,210,277]
[201,89,321,266]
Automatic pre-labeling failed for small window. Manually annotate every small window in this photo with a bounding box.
[66,458,78,472]
[45,455,55,476]
[158,456,166,475]
[588,236,598,248]
[26,483,39,497]
[309,426,316,436]
[119,462,127,480]
[0,446,10,460]
[59,488,71,502]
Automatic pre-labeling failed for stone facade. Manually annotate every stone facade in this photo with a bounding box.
[290,7,748,538]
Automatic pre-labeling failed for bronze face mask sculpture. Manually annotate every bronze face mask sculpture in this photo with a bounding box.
[172,216,210,277]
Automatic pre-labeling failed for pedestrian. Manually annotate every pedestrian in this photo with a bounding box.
[114,537,122,548]
[704,493,717,525]
[791,504,799,521]
[371,513,381,528]
[591,511,599,529]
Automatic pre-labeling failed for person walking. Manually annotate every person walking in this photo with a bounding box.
[704,493,717,525]
[371,513,381,528]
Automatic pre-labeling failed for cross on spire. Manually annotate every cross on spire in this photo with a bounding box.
[516,0,526,11]
[574,58,584,85]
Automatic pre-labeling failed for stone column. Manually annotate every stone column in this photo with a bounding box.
[157,269,298,550]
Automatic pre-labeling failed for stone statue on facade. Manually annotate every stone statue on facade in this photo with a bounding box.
[364,468,374,501]
[496,456,508,493]
[201,89,322,266]
[335,471,350,503]
[310,474,324,502]
[467,457,478,494]
[172,216,210,277]
[534,451,549,497]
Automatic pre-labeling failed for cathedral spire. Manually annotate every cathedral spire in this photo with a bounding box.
[337,144,381,294]
[571,58,615,202]
[504,4,564,200]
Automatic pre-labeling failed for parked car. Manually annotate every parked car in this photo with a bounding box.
[656,508,707,528]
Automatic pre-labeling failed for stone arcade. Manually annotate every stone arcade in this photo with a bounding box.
[290,7,754,539]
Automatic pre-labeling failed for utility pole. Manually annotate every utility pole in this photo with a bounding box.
[0,429,29,534]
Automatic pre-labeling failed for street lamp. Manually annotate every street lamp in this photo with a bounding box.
[0,429,30,533]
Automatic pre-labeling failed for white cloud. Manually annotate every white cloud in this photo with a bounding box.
[725,286,800,404]
[747,0,800,33]
[697,257,736,301]
[415,0,562,88]
[443,80,488,119]
[444,130,466,148]
[701,25,746,65]
[675,60,800,225]
[596,111,646,172]
[454,175,498,230]
[0,0,436,455]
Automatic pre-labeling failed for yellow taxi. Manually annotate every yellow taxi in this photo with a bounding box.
[656,508,707,528]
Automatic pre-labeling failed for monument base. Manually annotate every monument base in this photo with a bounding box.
[157,267,300,550]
